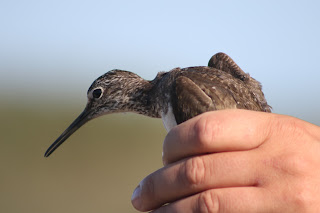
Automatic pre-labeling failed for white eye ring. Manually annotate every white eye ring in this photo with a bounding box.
[91,87,104,99]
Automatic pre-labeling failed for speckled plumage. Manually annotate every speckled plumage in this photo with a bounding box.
[45,52,271,157]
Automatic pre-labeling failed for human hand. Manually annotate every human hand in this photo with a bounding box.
[131,109,320,212]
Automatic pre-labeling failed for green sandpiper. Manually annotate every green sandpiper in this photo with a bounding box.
[44,52,271,157]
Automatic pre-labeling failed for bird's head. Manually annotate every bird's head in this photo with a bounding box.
[44,69,145,157]
[86,69,145,117]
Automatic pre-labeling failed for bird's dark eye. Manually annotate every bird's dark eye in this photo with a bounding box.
[92,88,103,99]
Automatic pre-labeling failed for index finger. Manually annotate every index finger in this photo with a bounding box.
[163,109,273,165]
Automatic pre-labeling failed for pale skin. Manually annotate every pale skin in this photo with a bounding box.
[131,109,320,212]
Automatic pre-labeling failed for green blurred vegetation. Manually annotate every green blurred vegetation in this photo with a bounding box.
[0,101,166,213]
[2,99,319,213]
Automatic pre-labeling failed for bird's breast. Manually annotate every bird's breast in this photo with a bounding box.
[161,103,177,132]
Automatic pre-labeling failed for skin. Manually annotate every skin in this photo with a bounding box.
[131,109,320,212]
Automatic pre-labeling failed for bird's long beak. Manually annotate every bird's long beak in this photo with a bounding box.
[44,108,92,157]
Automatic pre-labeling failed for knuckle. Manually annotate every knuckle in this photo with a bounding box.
[271,116,306,140]
[197,190,220,213]
[285,153,310,174]
[289,184,314,211]
[262,152,309,178]
[284,117,306,138]
[262,143,312,177]
[193,115,220,149]
[181,157,206,186]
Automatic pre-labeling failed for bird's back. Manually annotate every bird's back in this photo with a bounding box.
[151,52,270,127]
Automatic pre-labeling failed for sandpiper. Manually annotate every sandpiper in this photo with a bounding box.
[44,52,271,157]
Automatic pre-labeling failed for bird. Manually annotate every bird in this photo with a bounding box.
[44,52,271,157]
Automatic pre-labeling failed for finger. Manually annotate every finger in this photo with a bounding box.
[152,187,276,213]
[163,109,273,165]
[131,151,259,212]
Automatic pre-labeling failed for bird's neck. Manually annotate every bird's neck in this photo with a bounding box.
[125,79,162,118]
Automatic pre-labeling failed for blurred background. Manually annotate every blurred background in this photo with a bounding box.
[1,0,320,212]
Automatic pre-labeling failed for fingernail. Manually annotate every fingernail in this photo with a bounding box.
[162,152,166,166]
[162,151,169,166]
[131,184,142,209]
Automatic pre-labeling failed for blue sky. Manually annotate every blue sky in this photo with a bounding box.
[1,0,320,125]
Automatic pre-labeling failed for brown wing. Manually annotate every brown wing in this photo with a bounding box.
[171,72,261,125]
[171,76,215,124]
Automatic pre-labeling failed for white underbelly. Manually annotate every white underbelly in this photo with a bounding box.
[161,104,177,132]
